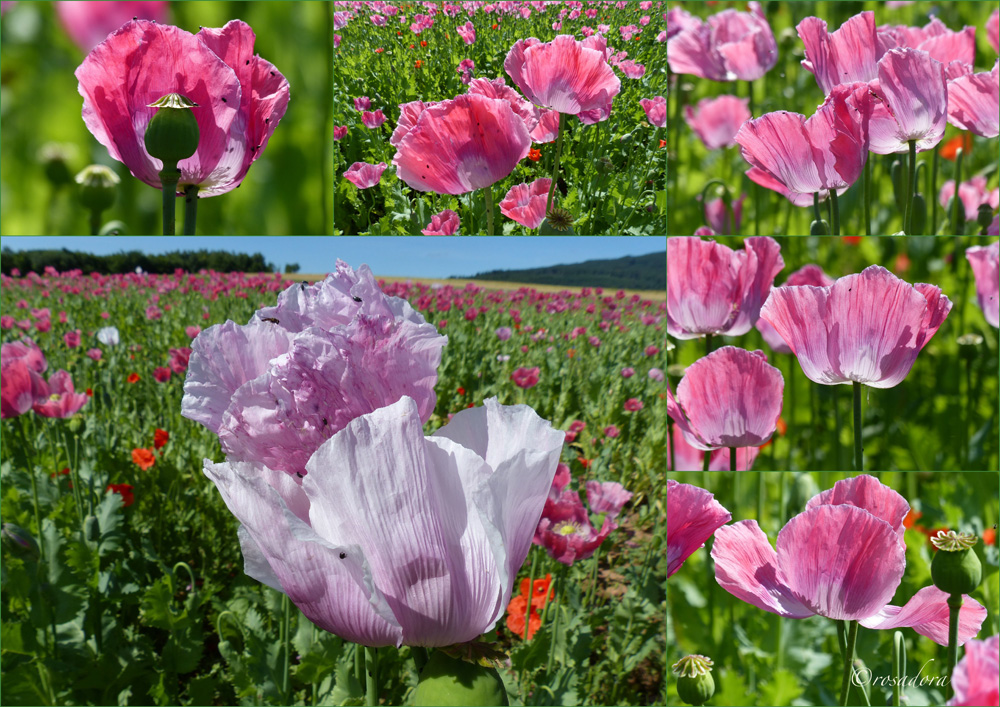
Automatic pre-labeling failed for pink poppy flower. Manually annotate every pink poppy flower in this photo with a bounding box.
[535,470,632,565]
[354,96,371,112]
[392,94,530,195]
[0,359,47,419]
[947,634,999,707]
[693,226,717,235]
[333,126,347,141]
[64,329,81,349]
[640,96,667,129]
[657,30,666,43]
[684,95,749,150]
[946,62,1000,139]
[624,398,643,412]
[421,209,461,235]
[75,19,289,197]
[55,1,168,53]
[878,17,976,68]
[966,241,999,328]
[499,178,551,230]
[334,34,341,49]
[529,108,561,142]
[86,348,102,361]
[33,370,89,418]
[495,327,512,341]
[755,265,836,354]
[344,162,387,189]
[466,77,539,136]
[798,11,882,94]
[181,262,447,479]
[668,425,760,471]
[457,21,476,45]
[617,60,645,79]
[153,366,172,383]
[704,193,745,235]
[667,1,777,82]
[370,14,385,27]
[504,35,621,115]
[712,475,986,645]
[667,480,731,578]
[667,236,784,339]
[759,265,952,388]
[206,395,563,646]
[668,346,783,450]
[362,109,387,129]
[185,326,202,339]
[868,48,947,154]
[735,82,873,203]
[940,176,1000,222]
[2,338,48,374]
[169,347,192,373]
[389,100,439,147]
[511,366,540,389]
[989,10,1000,55]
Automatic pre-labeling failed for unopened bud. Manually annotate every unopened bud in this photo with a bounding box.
[977,203,994,232]
[2,523,39,558]
[39,142,78,187]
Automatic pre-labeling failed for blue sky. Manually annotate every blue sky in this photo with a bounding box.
[0,237,664,279]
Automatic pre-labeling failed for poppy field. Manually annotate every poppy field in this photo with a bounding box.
[667,471,1000,707]
[334,1,667,235]
[667,235,1000,472]
[0,260,667,705]
[667,1,999,236]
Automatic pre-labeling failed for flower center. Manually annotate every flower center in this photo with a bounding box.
[554,521,585,536]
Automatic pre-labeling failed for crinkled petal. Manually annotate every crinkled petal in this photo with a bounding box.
[804,474,910,544]
[669,480,732,578]
[859,585,987,646]
[947,63,1000,138]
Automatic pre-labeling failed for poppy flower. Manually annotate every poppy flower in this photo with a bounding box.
[966,241,999,328]
[948,634,999,707]
[940,177,1000,222]
[989,9,1000,55]
[75,19,289,197]
[504,35,621,115]
[33,370,89,418]
[96,326,119,346]
[878,16,976,68]
[797,11,882,95]
[499,179,551,230]
[465,76,540,137]
[704,193,745,235]
[755,264,836,354]
[421,209,460,235]
[353,96,371,112]
[667,236,784,339]
[759,265,952,388]
[169,347,192,373]
[344,162,388,189]
[54,0,168,53]
[667,480,731,578]
[132,447,155,470]
[153,366,172,383]
[154,428,169,450]
[2,338,47,373]
[392,93,530,195]
[667,1,777,82]
[511,366,540,389]
[946,62,1000,139]
[736,82,873,206]
[333,126,347,141]
[867,48,947,154]
[684,95,748,150]
[127,372,140,384]
[668,346,784,451]
[0,359,47,419]
[205,395,563,646]
[107,483,135,507]
[527,148,541,162]
[712,475,986,646]
[623,398,643,412]
[505,594,544,639]
[640,96,667,130]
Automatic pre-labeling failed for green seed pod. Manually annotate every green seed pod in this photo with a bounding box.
[810,219,829,235]
[672,655,715,706]
[38,142,78,187]
[144,94,200,165]
[977,203,994,233]
[84,515,100,542]
[538,207,575,234]
[910,193,927,235]
[1,523,39,559]
[412,650,509,706]
[76,165,120,214]
[930,530,982,595]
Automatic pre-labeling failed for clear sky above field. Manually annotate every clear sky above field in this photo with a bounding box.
[0,237,664,278]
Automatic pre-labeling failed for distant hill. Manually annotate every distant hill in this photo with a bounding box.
[460,251,664,290]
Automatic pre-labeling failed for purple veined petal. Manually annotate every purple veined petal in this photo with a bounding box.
[776,504,905,621]
[711,519,814,617]
[668,480,732,578]
[859,585,987,646]
[585,480,632,520]
[804,474,910,544]
[204,458,403,646]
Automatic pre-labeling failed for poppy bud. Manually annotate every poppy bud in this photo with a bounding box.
[84,514,100,542]
[412,650,508,706]
[38,142,78,187]
[75,165,120,214]
[810,219,829,235]
[957,333,983,359]
[977,203,994,234]
[930,530,982,596]
[1,523,39,559]
[144,93,200,165]
[910,193,927,235]
[672,654,715,706]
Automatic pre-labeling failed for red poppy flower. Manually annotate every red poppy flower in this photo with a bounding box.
[49,467,71,479]
[375,47,384,54]
[85,387,93,396]
[415,59,423,69]
[903,509,923,529]
[505,595,543,639]
[153,366,172,383]
[940,133,973,161]
[528,147,542,162]
[457,387,466,395]
[420,40,427,47]
[132,447,155,470]
[107,483,135,507]
[154,428,169,450]
[984,528,996,546]
[841,236,863,245]
[659,139,666,148]
[127,372,140,384]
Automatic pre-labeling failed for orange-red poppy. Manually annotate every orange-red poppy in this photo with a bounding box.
[127,372,140,383]
[415,59,423,69]
[154,428,169,450]
[940,133,972,161]
[528,148,542,162]
[132,448,155,471]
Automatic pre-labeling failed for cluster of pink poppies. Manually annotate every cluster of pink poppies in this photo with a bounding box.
[1,339,88,419]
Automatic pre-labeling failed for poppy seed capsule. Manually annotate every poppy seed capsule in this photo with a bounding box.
[809,218,829,235]
[412,650,508,706]
[145,93,200,164]
[75,164,120,213]
[930,530,982,595]
[672,655,715,706]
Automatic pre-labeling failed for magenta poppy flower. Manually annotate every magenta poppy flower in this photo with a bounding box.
[206,395,564,646]
[989,9,999,55]
[617,60,645,79]
[940,177,1000,222]
[668,346,784,451]
[948,635,999,707]
[504,35,621,115]
[362,109,387,129]
[878,17,976,68]
[421,209,460,235]
[389,100,440,147]
[499,179,551,230]
[667,1,777,82]
[530,108,561,143]
[0,359,47,419]
[75,19,290,197]
[755,264,836,354]
[667,480,731,578]
[511,366,540,389]
[667,236,784,339]
[466,77,539,136]
[946,62,1000,139]
[684,95,749,150]
[354,96,371,111]
[798,11,882,94]
[55,1,168,53]
[760,265,952,388]
[704,193,745,235]
[640,96,666,129]
[966,241,999,328]
[181,262,447,478]
[33,370,89,418]
[169,347,192,374]
[333,126,347,141]
[712,475,986,645]
[392,93,530,195]
[735,82,873,203]
[457,21,476,45]
[343,162,387,190]
[868,49,947,154]
[668,425,760,471]
[2,338,48,374]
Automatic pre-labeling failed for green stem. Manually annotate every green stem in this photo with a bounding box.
[964,355,972,469]
[813,192,823,223]
[485,183,494,236]
[946,594,962,700]
[863,157,872,236]
[853,381,863,471]
[546,112,567,216]
[365,646,378,706]
[839,620,858,706]
[892,631,906,707]
[585,545,600,609]
[931,147,939,234]
[952,148,964,235]
[904,140,916,234]
[89,210,101,236]
[702,448,711,472]
[281,594,291,701]
[730,447,737,471]
[183,184,198,235]
[705,333,713,357]
[830,189,840,236]
[159,166,179,235]
[546,566,567,671]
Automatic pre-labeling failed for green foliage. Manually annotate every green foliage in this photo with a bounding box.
[468,251,665,290]
[0,246,275,275]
